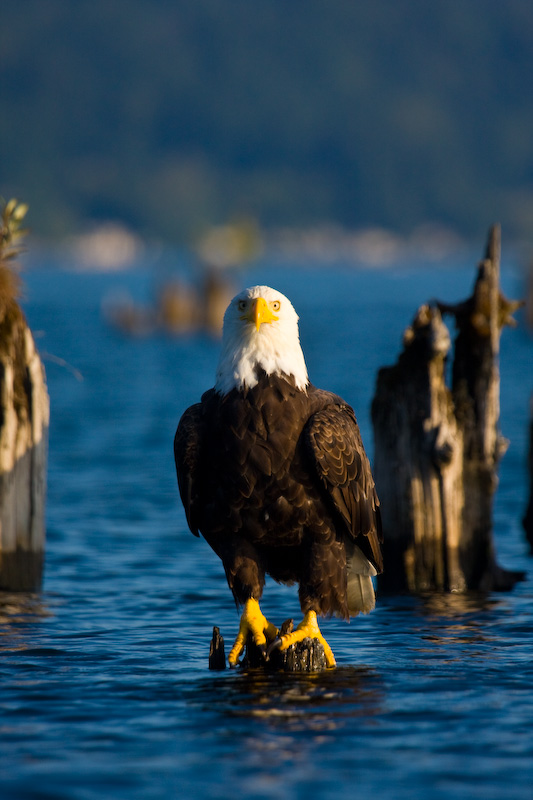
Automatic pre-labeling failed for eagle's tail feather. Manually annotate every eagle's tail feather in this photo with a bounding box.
[347,573,375,615]
[346,544,377,616]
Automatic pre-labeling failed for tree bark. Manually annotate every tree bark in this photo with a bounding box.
[0,301,49,590]
[523,396,533,553]
[372,225,524,593]
[208,626,227,670]
[372,304,465,592]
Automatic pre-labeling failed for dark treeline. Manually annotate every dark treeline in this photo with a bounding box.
[2,0,533,243]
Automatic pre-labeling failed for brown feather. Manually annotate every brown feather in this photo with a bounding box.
[174,372,383,617]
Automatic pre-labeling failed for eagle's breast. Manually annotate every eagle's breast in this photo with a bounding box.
[198,373,324,547]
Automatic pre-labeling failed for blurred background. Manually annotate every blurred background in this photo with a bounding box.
[2,0,533,255]
[2,6,533,799]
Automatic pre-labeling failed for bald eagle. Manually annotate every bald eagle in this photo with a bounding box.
[174,286,383,667]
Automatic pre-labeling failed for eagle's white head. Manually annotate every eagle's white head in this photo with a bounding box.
[215,285,309,395]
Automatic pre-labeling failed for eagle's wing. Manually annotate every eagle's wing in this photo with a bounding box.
[305,404,383,572]
[174,403,204,537]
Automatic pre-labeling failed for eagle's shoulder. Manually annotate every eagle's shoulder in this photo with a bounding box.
[174,399,210,537]
[200,387,217,404]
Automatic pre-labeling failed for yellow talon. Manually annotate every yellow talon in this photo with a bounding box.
[277,610,336,668]
[228,598,279,666]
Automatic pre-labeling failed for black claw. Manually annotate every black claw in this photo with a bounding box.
[266,638,282,659]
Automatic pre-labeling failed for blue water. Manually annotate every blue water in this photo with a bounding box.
[1,254,532,800]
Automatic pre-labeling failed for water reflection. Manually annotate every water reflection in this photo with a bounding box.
[0,591,52,651]
[417,591,504,619]
[186,665,384,733]
[395,592,507,662]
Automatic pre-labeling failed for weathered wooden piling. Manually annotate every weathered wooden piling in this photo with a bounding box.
[523,397,533,553]
[372,304,464,592]
[0,200,49,591]
[372,225,524,593]
[438,225,523,589]
[208,626,227,670]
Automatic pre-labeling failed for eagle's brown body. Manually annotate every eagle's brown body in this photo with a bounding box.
[174,370,382,619]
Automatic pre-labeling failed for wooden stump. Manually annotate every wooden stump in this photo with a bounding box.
[208,626,227,670]
[523,397,533,553]
[372,304,465,592]
[208,620,329,672]
[0,304,49,590]
[0,200,49,591]
[525,263,533,332]
[372,225,524,593]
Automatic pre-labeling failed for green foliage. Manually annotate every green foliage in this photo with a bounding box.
[1,198,28,260]
[2,1,533,242]
[0,198,28,305]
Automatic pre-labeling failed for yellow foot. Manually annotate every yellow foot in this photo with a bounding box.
[271,610,336,668]
[227,598,279,667]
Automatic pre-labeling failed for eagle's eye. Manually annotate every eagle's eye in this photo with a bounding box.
[238,299,247,312]
[271,300,281,312]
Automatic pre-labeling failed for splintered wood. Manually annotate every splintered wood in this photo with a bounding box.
[372,225,524,593]
[0,202,49,591]
[523,398,533,553]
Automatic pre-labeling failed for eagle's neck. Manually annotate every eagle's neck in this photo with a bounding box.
[214,321,309,396]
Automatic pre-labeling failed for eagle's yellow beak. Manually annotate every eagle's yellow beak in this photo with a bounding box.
[243,297,279,331]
